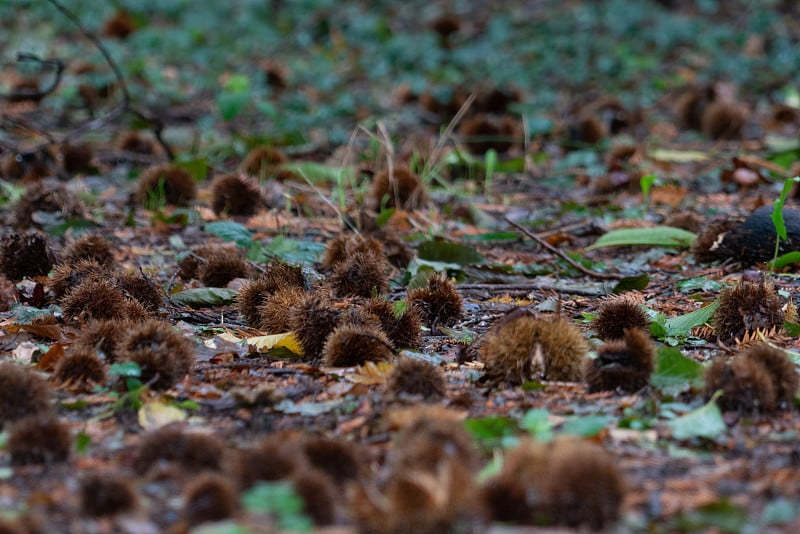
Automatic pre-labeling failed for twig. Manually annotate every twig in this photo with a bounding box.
[0,53,65,102]
[503,217,625,280]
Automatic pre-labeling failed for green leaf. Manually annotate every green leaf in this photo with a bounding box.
[204,221,253,248]
[612,274,649,293]
[771,178,800,242]
[761,498,797,525]
[282,162,354,184]
[273,397,357,416]
[663,300,719,336]
[768,251,800,269]
[242,482,313,533]
[191,521,253,534]
[560,415,613,437]
[519,408,553,442]
[668,392,726,440]
[217,75,250,120]
[649,148,709,162]
[676,277,723,292]
[464,416,518,447]
[677,499,748,533]
[262,236,325,264]
[174,157,208,181]
[461,231,521,242]
[171,287,237,307]
[417,240,485,265]
[74,431,91,455]
[109,361,142,378]
[784,322,800,336]
[640,173,656,204]
[587,226,697,250]
[652,347,705,392]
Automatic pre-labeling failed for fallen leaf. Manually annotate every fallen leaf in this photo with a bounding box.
[138,401,187,430]
[12,341,39,363]
[246,332,303,356]
[346,361,395,385]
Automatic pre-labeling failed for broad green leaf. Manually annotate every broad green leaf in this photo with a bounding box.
[174,157,208,181]
[519,408,553,442]
[640,173,656,204]
[109,361,142,378]
[242,482,313,533]
[246,332,303,356]
[191,521,253,534]
[561,415,613,437]
[667,392,726,440]
[663,300,719,336]
[217,75,250,120]
[461,231,521,242]
[282,162,354,184]
[587,226,696,250]
[262,236,324,264]
[75,432,91,455]
[768,250,800,269]
[676,277,722,292]
[171,287,237,307]
[417,240,485,265]
[652,347,705,392]
[464,416,518,447]
[772,179,800,241]
[204,221,253,248]
[612,274,649,293]
[649,148,709,162]
[677,499,748,533]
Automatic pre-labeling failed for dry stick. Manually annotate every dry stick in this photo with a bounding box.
[42,0,174,159]
[503,217,625,280]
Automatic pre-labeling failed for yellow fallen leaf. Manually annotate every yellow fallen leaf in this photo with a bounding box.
[218,332,242,344]
[346,361,395,385]
[138,401,187,430]
[246,332,304,355]
[648,148,709,163]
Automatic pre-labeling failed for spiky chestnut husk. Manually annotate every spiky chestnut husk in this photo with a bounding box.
[321,233,385,270]
[702,101,747,140]
[291,469,337,526]
[235,435,306,488]
[133,424,223,475]
[584,328,655,393]
[370,166,427,211]
[117,320,194,390]
[61,277,149,324]
[593,299,650,340]
[483,438,623,529]
[406,272,463,328]
[50,259,109,300]
[712,278,784,344]
[102,9,136,38]
[80,472,137,517]
[289,295,341,361]
[183,473,237,527]
[71,318,133,362]
[0,362,52,429]
[0,232,53,280]
[572,114,606,144]
[391,414,479,473]
[302,437,365,486]
[743,344,799,407]
[137,164,197,207]
[475,86,522,114]
[59,142,93,175]
[259,60,288,90]
[676,85,716,131]
[240,145,288,177]
[321,322,394,367]
[7,416,71,465]
[0,274,17,312]
[430,13,461,39]
[117,131,155,154]
[210,173,263,216]
[60,234,116,268]
[458,113,518,154]
[237,262,306,326]
[361,298,422,349]
[197,246,250,287]
[115,270,163,311]
[329,251,390,298]
[386,358,446,400]
[705,356,777,413]
[256,286,307,333]
[53,349,107,385]
[478,308,588,384]
[14,179,83,229]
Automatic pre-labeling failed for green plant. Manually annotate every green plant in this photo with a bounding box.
[241,482,313,533]
[770,175,800,267]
